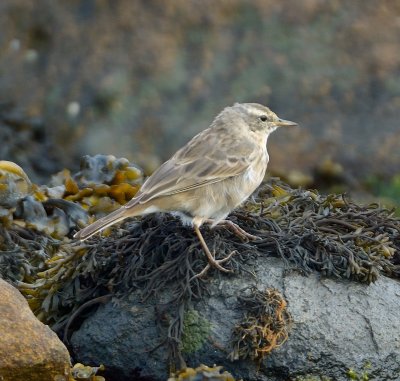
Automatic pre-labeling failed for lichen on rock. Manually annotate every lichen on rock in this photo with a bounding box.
[180,309,211,354]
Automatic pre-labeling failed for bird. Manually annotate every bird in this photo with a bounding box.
[74,103,297,276]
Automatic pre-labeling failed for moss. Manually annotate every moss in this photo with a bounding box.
[180,309,211,354]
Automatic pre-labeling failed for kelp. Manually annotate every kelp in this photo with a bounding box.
[167,365,235,381]
[0,155,143,282]
[0,224,56,283]
[0,165,398,364]
[54,363,105,381]
[0,155,143,243]
[249,181,400,283]
[12,179,399,363]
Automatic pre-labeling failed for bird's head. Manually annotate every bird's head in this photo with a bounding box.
[233,102,298,135]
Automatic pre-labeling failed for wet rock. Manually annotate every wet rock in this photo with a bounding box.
[70,257,400,381]
[14,196,88,239]
[0,278,71,381]
[48,155,143,220]
[73,154,142,187]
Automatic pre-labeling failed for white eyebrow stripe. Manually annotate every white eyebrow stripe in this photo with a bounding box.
[245,106,269,117]
[235,103,273,118]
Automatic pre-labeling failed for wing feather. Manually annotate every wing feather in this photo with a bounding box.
[126,127,257,207]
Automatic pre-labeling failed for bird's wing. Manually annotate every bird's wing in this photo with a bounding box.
[128,128,258,206]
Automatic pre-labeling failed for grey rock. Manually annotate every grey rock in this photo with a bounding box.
[71,256,400,380]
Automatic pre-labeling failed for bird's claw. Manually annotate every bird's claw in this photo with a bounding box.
[216,219,260,242]
[191,250,237,280]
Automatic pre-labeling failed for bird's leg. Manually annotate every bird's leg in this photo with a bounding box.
[193,224,235,277]
[205,219,259,241]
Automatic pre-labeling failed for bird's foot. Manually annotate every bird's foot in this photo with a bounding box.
[192,224,236,279]
[192,250,237,279]
[206,219,260,241]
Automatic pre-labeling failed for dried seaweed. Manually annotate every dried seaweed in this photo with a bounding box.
[1,153,398,369]
[229,287,291,361]
[9,178,400,364]
[0,224,54,283]
[167,364,235,381]
[245,181,400,283]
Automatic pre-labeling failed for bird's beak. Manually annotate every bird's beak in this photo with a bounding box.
[274,118,298,127]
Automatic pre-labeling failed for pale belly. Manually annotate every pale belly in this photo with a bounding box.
[186,158,267,223]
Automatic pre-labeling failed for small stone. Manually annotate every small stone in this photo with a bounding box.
[24,49,39,63]
[67,101,81,118]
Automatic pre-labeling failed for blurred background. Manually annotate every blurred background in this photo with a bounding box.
[1,0,399,207]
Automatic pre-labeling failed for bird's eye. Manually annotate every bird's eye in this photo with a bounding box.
[259,115,268,122]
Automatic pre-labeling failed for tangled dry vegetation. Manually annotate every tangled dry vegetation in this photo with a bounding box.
[0,156,399,364]
[229,287,291,361]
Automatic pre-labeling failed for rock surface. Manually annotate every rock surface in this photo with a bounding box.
[71,256,400,380]
[0,278,71,381]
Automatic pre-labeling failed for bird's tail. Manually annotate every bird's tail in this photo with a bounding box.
[74,206,131,241]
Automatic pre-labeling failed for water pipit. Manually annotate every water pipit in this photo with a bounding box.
[74,103,297,276]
